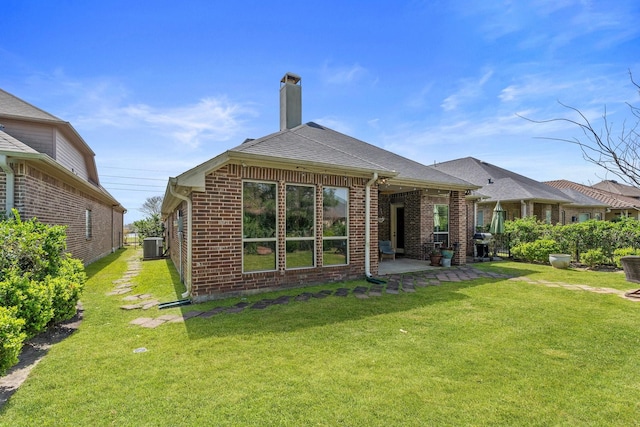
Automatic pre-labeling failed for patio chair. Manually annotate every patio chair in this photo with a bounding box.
[379,240,396,261]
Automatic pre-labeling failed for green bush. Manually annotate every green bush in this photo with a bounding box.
[0,270,54,338]
[613,247,640,268]
[0,211,86,334]
[48,258,86,322]
[511,239,560,263]
[0,306,26,375]
[581,248,608,268]
[505,218,640,264]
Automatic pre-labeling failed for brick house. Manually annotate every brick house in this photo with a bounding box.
[546,180,640,221]
[161,73,478,301]
[0,89,125,264]
[433,157,607,252]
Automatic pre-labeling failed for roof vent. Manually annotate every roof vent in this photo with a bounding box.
[280,72,302,131]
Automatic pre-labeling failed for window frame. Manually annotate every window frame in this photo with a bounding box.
[242,180,278,273]
[85,209,92,240]
[433,204,449,247]
[285,183,316,270]
[322,186,349,266]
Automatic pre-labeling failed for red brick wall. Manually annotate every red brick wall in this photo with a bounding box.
[449,190,467,265]
[167,164,377,301]
[4,162,124,265]
[378,190,467,263]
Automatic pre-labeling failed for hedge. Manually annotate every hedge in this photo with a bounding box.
[0,211,86,374]
[505,217,640,265]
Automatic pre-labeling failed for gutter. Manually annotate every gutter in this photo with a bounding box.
[0,154,14,216]
[169,178,192,299]
[365,172,378,278]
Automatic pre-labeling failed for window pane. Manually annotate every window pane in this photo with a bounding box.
[323,187,348,237]
[286,240,314,269]
[286,185,315,237]
[434,204,449,232]
[578,213,590,222]
[323,239,347,265]
[243,182,276,239]
[476,211,484,228]
[243,241,276,272]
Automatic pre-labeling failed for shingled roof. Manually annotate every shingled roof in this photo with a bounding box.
[0,89,62,123]
[433,157,571,203]
[592,180,640,199]
[545,179,640,210]
[0,129,39,154]
[231,122,474,188]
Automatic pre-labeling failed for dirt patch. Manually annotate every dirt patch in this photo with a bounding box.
[0,304,83,409]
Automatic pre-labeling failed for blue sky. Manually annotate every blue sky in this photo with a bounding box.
[3,0,639,223]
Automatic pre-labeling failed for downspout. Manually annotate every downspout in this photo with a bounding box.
[169,178,192,299]
[0,155,14,216]
[365,172,378,278]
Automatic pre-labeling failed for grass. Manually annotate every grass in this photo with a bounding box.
[2,249,640,425]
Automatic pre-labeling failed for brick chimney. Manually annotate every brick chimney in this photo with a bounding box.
[280,72,301,131]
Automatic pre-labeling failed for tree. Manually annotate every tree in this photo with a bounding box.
[132,214,163,240]
[139,196,163,217]
[521,70,640,186]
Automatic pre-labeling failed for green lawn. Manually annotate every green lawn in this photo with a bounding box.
[2,248,640,426]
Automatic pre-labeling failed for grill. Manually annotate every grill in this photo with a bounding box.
[473,232,493,260]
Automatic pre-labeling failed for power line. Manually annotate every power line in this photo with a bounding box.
[101,174,168,181]
[101,165,177,173]
[103,186,165,192]
[102,181,165,188]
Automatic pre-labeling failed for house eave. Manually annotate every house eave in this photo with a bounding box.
[2,150,124,211]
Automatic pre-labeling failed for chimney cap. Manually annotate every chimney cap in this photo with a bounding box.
[281,72,301,85]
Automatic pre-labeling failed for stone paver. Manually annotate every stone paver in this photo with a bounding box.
[111,262,640,329]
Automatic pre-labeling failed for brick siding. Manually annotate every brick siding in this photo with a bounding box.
[2,162,124,265]
[166,164,376,301]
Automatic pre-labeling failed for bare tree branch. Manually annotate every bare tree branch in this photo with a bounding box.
[518,70,640,187]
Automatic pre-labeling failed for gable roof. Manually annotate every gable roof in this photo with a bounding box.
[545,179,640,210]
[162,123,478,214]
[0,129,39,155]
[0,89,62,122]
[0,88,99,182]
[592,180,640,198]
[433,157,571,203]
[233,122,475,188]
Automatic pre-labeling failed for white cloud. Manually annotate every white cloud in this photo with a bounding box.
[320,62,368,85]
[441,69,494,111]
[119,97,254,148]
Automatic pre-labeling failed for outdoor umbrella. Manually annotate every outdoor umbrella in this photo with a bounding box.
[489,201,505,259]
[489,201,505,234]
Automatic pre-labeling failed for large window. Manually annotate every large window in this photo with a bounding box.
[433,204,449,246]
[323,187,348,265]
[286,185,315,269]
[242,181,277,272]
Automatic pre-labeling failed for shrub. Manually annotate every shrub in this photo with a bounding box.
[511,239,560,263]
[581,248,608,268]
[48,258,86,322]
[613,247,640,268]
[0,270,54,338]
[0,306,26,375]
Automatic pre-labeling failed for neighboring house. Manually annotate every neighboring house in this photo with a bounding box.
[592,180,640,200]
[0,89,125,264]
[161,73,478,301]
[433,157,607,247]
[545,180,640,221]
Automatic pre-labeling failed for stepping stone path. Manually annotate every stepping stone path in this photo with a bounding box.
[114,261,640,328]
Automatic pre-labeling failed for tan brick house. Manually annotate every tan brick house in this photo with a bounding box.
[0,89,125,264]
[433,157,607,254]
[161,73,478,301]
